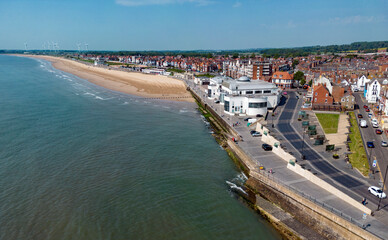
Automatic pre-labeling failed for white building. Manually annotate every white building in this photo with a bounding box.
[357,75,370,90]
[314,76,333,94]
[365,79,381,103]
[206,76,281,116]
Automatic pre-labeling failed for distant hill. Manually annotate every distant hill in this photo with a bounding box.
[1,41,387,57]
[258,41,388,57]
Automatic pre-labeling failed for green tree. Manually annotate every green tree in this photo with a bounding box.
[293,71,305,85]
[308,80,312,87]
[250,53,256,58]
[232,53,239,59]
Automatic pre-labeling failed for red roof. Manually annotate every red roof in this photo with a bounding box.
[272,71,293,80]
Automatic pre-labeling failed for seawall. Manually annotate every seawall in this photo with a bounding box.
[187,86,380,240]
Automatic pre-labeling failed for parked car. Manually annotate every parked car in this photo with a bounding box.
[376,129,383,135]
[250,131,262,137]
[367,141,374,148]
[365,108,370,112]
[359,120,367,128]
[363,105,368,109]
[381,141,388,147]
[262,144,273,151]
[371,119,378,125]
[372,123,379,128]
[368,186,387,199]
[214,100,220,104]
[358,114,363,118]
[244,117,252,121]
[368,113,373,118]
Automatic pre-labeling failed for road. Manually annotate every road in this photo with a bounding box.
[277,91,387,210]
[353,92,388,190]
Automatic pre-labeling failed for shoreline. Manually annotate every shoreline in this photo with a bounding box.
[11,54,194,102]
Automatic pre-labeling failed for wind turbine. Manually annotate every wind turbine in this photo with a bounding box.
[84,43,89,51]
[43,42,46,51]
[54,42,59,52]
[77,43,81,52]
[24,42,28,51]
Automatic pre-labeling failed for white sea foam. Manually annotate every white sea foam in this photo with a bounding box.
[225,181,247,195]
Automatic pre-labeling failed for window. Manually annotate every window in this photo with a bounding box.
[255,90,262,94]
[224,100,229,111]
[341,98,345,102]
[325,99,328,103]
[326,93,328,97]
[279,75,283,78]
[264,90,271,93]
[315,92,318,96]
[246,91,253,94]
[314,98,317,102]
[249,102,267,108]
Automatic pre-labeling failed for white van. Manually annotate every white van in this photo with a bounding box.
[360,120,367,128]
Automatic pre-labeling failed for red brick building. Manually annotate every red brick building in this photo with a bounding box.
[312,84,334,105]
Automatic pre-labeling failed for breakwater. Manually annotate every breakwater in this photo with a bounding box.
[187,86,380,240]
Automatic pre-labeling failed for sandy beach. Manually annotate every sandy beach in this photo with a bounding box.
[17,55,194,102]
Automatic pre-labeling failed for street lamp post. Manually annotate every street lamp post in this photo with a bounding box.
[301,130,306,160]
[377,165,388,211]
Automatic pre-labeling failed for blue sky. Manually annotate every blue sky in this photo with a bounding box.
[0,0,387,51]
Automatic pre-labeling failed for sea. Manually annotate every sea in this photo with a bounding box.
[0,55,281,240]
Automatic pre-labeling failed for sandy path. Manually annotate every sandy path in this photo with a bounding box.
[15,55,194,102]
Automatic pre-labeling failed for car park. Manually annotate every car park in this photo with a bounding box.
[381,141,388,147]
[262,144,273,151]
[376,129,383,135]
[368,186,387,199]
[367,141,374,148]
[358,114,363,118]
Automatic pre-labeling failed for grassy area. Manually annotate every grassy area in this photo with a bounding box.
[315,113,339,134]
[348,112,369,176]
[106,61,124,66]
[195,73,215,78]
[78,58,94,64]
[169,68,185,73]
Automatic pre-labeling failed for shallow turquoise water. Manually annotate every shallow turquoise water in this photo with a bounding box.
[0,55,280,240]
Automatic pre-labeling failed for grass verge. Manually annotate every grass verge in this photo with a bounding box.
[348,112,369,176]
[315,113,339,134]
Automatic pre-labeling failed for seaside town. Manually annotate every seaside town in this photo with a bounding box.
[75,49,388,120]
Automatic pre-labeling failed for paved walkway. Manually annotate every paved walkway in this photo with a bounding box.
[325,114,349,146]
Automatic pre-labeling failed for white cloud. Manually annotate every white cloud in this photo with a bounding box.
[233,1,241,7]
[327,15,385,25]
[116,0,214,6]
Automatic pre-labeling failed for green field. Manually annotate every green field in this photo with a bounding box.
[348,112,369,176]
[315,113,339,134]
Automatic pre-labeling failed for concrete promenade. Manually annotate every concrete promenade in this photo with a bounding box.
[183,79,388,239]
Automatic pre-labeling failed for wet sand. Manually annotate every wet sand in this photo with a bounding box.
[17,55,194,102]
